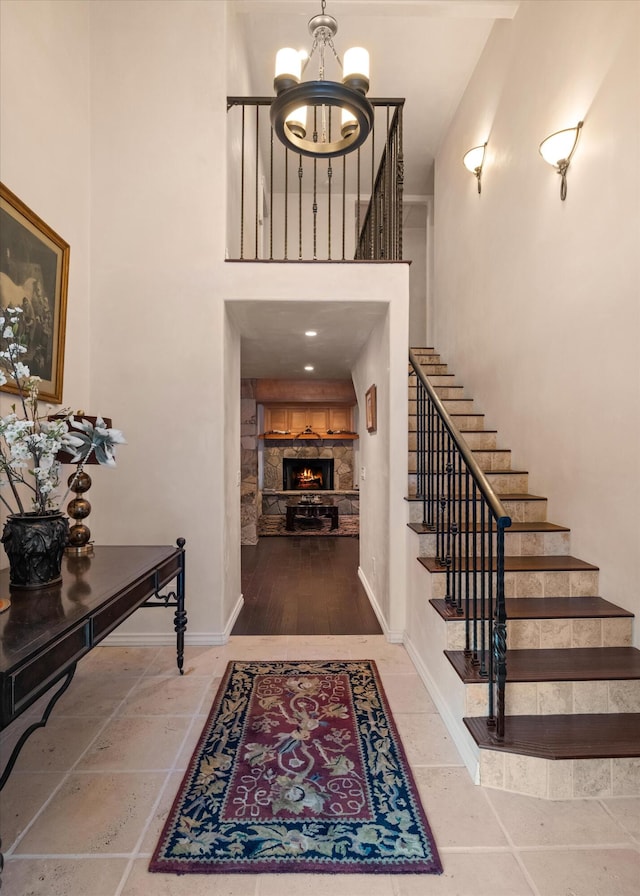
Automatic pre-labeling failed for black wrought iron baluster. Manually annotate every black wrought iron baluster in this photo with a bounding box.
[269,125,274,260]
[426,394,434,529]
[444,432,454,606]
[437,417,446,565]
[327,159,332,260]
[341,155,346,260]
[240,104,245,260]
[254,104,260,259]
[284,145,289,260]
[470,480,479,665]
[494,523,508,737]
[479,499,488,677]
[487,503,495,722]
[464,466,475,644]
[298,154,303,259]
[313,155,318,260]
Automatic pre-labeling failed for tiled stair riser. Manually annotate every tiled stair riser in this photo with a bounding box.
[464,679,640,718]
[443,617,633,652]
[408,471,529,496]
[479,751,640,799]
[415,530,571,557]
[429,569,600,600]
[408,498,549,524]
[408,450,512,472]
[408,430,498,451]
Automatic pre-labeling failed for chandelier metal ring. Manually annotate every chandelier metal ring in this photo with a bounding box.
[270,81,374,159]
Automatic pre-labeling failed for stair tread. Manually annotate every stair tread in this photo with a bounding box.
[409,521,569,534]
[446,646,640,682]
[431,596,633,621]
[405,492,546,503]
[464,714,640,759]
[419,555,599,573]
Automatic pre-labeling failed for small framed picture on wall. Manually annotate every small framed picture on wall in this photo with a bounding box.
[365,384,377,433]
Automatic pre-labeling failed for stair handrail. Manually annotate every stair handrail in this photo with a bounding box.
[409,349,512,737]
[409,350,511,525]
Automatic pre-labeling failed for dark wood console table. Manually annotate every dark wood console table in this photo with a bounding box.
[285,497,339,531]
[0,540,186,790]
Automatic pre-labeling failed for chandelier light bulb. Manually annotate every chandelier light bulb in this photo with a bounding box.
[275,48,302,93]
[343,47,370,92]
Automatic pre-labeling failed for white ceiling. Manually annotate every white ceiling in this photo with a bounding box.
[229,0,520,380]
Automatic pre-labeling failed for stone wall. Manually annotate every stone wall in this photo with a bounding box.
[263,441,354,491]
[240,379,259,545]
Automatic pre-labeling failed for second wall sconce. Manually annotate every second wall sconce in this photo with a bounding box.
[539,121,583,200]
[463,143,487,194]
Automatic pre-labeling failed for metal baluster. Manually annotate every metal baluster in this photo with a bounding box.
[240,104,245,260]
[341,155,346,260]
[284,145,289,260]
[313,156,318,260]
[397,103,404,261]
[254,105,260,259]
[269,125,274,260]
[298,154,303,259]
[444,432,454,605]
[494,523,508,737]
[479,499,488,677]
[471,481,480,666]
[463,469,471,643]
[487,504,495,722]
[426,391,434,529]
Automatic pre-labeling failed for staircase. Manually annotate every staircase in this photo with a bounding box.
[408,347,640,799]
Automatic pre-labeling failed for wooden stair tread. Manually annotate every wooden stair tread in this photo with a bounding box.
[405,492,546,504]
[431,596,633,621]
[419,555,599,573]
[409,521,569,535]
[446,647,640,682]
[464,714,640,759]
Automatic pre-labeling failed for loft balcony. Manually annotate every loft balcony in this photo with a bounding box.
[226,97,405,262]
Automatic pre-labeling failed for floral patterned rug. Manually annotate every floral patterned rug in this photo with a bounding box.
[150,660,442,875]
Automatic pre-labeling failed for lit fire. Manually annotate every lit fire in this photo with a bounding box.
[297,467,323,489]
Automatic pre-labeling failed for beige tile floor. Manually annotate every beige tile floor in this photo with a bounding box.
[1,636,639,896]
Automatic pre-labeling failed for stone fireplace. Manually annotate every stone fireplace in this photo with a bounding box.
[263,442,353,491]
[283,457,334,491]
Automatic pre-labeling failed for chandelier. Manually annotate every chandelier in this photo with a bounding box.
[270,0,374,159]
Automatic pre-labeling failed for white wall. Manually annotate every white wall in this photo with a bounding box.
[0,0,91,550]
[222,262,410,639]
[433,0,640,644]
[88,0,230,639]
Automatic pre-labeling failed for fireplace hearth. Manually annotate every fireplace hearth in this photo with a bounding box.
[283,458,334,491]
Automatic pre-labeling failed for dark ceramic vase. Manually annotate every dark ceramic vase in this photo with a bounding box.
[1,511,69,590]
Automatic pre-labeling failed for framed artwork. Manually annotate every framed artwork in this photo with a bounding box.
[0,183,69,403]
[365,384,377,433]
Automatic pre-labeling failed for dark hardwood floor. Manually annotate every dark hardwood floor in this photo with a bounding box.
[234,536,382,635]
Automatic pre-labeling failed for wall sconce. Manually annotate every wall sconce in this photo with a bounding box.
[539,121,583,200]
[463,143,487,194]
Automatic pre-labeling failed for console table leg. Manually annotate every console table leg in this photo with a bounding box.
[174,538,187,674]
[0,663,77,792]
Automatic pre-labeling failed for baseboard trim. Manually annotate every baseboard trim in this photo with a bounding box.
[403,632,480,782]
[358,567,403,643]
[103,595,245,648]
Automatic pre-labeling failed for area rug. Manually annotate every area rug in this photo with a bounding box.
[150,659,442,875]
[258,514,359,537]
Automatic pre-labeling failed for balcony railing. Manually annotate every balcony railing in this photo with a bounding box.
[226,97,404,262]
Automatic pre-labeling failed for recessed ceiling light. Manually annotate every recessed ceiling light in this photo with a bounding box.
[305,330,317,337]
[304,365,314,371]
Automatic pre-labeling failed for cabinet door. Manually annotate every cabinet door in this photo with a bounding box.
[308,408,330,433]
[265,407,290,432]
[289,408,310,433]
[328,407,353,432]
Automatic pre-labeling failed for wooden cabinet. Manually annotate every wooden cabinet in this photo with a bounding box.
[262,405,356,438]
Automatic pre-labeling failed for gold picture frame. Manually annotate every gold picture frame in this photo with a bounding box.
[365,384,377,433]
[0,183,69,403]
